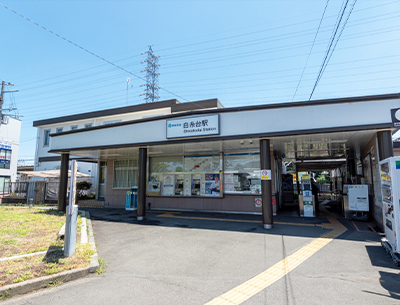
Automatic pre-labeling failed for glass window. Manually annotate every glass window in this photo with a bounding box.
[184,155,220,173]
[0,176,10,193]
[71,125,78,130]
[5,150,11,161]
[4,162,10,169]
[148,155,221,197]
[56,127,63,133]
[224,153,261,194]
[0,150,5,161]
[113,159,138,188]
[84,123,93,128]
[149,156,183,195]
[150,156,183,173]
[44,129,51,146]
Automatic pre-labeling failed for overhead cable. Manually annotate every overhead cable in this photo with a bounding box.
[0,3,189,102]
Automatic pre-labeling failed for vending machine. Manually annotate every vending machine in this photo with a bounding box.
[379,156,400,264]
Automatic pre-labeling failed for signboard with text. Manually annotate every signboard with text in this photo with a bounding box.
[166,114,220,139]
[391,108,400,127]
[0,142,12,151]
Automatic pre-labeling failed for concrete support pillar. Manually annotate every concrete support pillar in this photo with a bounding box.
[260,139,273,229]
[377,131,393,161]
[58,153,69,212]
[137,147,147,221]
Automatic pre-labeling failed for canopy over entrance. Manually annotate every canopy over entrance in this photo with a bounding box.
[19,170,91,179]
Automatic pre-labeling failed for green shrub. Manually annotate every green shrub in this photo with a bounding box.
[76,181,92,199]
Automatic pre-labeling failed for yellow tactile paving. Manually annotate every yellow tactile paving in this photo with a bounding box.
[204,210,347,305]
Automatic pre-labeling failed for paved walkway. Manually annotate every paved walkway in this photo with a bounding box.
[3,205,400,304]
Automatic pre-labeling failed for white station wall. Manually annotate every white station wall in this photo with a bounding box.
[50,98,398,152]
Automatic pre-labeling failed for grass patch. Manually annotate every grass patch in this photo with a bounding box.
[0,207,81,257]
[0,244,94,286]
[97,258,107,274]
[0,207,89,287]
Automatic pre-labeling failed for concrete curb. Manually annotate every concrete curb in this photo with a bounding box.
[0,209,99,299]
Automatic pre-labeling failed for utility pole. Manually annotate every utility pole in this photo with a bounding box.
[0,81,18,124]
[0,81,5,118]
[140,46,160,103]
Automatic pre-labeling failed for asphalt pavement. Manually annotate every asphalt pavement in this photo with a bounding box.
[3,204,400,305]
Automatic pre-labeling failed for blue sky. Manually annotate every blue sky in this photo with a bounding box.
[1,0,399,163]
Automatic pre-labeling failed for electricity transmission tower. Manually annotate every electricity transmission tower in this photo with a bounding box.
[140,46,160,103]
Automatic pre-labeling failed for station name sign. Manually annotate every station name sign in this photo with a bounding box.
[166,114,220,139]
[391,108,400,127]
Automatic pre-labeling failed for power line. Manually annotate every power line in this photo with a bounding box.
[15,23,399,103]
[0,3,189,102]
[309,0,358,100]
[159,10,400,61]
[292,0,330,101]
[13,11,400,96]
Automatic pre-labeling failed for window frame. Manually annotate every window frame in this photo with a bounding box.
[113,159,139,189]
[43,129,51,146]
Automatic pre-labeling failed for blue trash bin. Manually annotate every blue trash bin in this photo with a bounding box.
[130,185,138,210]
[126,186,138,210]
[125,190,131,209]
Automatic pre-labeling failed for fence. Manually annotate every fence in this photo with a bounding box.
[2,181,60,204]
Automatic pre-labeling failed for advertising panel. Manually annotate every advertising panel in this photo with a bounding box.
[205,174,220,196]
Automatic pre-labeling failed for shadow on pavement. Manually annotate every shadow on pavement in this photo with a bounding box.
[84,207,331,239]
[366,245,400,269]
[362,270,400,301]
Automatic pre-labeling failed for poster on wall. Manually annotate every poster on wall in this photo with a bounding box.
[205,174,220,196]
[148,181,161,192]
[224,173,235,192]
[200,181,206,195]
[162,174,175,196]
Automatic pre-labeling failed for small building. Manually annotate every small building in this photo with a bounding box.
[33,94,399,229]
[0,115,21,191]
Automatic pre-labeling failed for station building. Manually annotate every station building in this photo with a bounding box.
[33,93,399,229]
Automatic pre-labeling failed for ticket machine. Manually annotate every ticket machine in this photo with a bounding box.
[191,177,201,196]
[299,174,315,218]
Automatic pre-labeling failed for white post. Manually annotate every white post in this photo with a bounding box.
[64,161,78,257]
